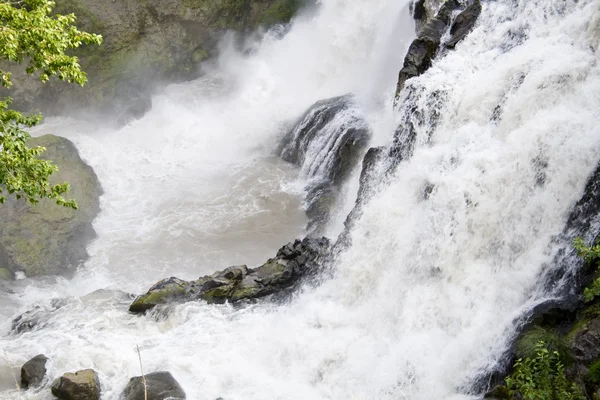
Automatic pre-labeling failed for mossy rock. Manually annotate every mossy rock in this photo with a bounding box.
[129,277,188,312]
[0,135,101,277]
[0,268,11,281]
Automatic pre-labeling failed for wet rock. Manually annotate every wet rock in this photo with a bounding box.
[396,0,481,97]
[568,306,600,364]
[130,237,330,312]
[51,369,100,400]
[446,0,482,48]
[122,371,185,400]
[279,94,370,186]
[11,298,68,334]
[21,354,48,389]
[0,135,101,277]
[279,94,370,234]
[128,277,189,313]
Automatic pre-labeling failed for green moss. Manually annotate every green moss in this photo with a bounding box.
[230,284,261,302]
[201,284,236,304]
[566,304,600,342]
[517,326,571,364]
[0,268,11,280]
[257,0,300,26]
[129,283,187,312]
[587,359,600,384]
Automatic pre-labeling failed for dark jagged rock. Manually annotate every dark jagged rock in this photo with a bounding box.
[446,0,482,49]
[130,237,331,312]
[0,135,101,278]
[279,95,370,234]
[11,298,68,334]
[396,0,482,97]
[21,354,48,389]
[122,371,185,400]
[279,95,370,186]
[51,369,100,400]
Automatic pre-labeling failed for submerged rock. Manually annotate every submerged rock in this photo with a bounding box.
[122,371,185,400]
[0,135,101,278]
[51,369,100,400]
[130,237,330,312]
[279,95,370,234]
[21,354,48,389]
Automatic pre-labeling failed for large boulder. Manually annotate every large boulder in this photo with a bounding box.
[122,371,185,400]
[0,135,101,278]
[4,0,308,120]
[130,237,330,312]
[21,354,49,389]
[51,369,101,400]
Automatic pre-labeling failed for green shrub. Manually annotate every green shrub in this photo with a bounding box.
[516,326,571,364]
[574,237,600,302]
[505,341,584,400]
[587,359,600,384]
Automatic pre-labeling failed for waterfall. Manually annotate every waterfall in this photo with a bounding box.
[2,0,600,398]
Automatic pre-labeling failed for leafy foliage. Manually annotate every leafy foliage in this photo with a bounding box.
[0,0,102,207]
[587,359,600,384]
[516,326,571,364]
[505,341,584,400]
[574,237,600,302]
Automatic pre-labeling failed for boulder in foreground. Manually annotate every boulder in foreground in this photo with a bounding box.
[122,371,185,400]
[21,354,48,389]
[51,369,100,400]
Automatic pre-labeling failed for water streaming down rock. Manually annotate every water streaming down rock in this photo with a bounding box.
[1,0,600,398]
[278,94,370,234]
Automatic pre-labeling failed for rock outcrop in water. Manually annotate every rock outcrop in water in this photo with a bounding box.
[4,0,307,121]
[396,0,481,96]
[279,95,370,234]
[21,354,48,389]
[130,237,330,312]
[51,369,101,400]
[123,371,186,400]
[0,135,101,278]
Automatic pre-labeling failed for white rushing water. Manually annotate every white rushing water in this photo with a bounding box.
[2,0,600,398]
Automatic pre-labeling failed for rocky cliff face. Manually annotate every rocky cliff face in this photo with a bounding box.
[3,0,304,121]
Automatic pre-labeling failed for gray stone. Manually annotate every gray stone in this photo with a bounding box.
[20,354,48,389]
[122,371,185,400]
[51,369,100,400]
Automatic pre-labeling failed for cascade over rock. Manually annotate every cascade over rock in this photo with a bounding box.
[0,135,101,278]
[396,0,481,96]
[477,162,600,396]
[278,95,370,234]
[2,0,307,121]
[130,237,330,312]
